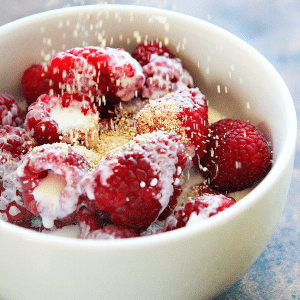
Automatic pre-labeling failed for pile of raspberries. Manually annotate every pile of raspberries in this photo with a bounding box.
[0,41,272,239]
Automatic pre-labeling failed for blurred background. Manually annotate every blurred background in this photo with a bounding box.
[1,0,299,299]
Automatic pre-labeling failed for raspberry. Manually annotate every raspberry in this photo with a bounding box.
[82,131,189,231]
[17,143,90,228]
[24,93,100,146]
[0,94,24,127]
[132,40,175,66]
[164,193,236,231]
[200,119,272,193]
[141,55,194,100]
[136,88,209,162]
[77,199,138,240]
[21,63,59,105]
[48,46,145,103]
[0,126,35,224]
[77,203,113,238]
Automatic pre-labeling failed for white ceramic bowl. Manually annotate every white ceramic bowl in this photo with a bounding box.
[0,5,296,300]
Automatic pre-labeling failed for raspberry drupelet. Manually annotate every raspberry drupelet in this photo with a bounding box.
[82,130,190,231]
[200,118,272,193]
[132,40,176,66]
[141,54,194,100]
[0,94,25,127]
[48,46,145,103]
[164,193,236,231]
[24,93,100,146]
[17,143,90,228]
[136,88,209,163]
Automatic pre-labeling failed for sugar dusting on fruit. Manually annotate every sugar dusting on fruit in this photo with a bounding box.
[0,5,273,238]
[0,126,35,223]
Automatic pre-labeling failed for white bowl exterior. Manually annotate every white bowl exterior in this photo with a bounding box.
[0,5,296,300]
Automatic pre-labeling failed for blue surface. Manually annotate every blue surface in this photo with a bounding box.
[0,1,299,299]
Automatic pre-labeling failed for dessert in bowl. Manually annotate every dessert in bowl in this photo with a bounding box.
[0,5,296,300]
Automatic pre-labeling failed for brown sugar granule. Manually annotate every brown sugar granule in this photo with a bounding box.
[136,99,195,157]
[72,144,103,169]
[94,107,137,159]
[136,99,181,133]
[186,185,202,200]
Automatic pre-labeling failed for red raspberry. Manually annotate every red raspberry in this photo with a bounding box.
[24,93,100,146]
[21,63,59,105]
[0,94,24,127]
[141,55,194,100]
[136,88,209,162]
[200,119,272,193]
[78,199,138,240]
[77,203,113,238]
[48,46,145,103]
[132,40,175,66]
[82,224,138,240]
[0,126,35,225]
[17,143,90,229]
[82,131,189,231]
[164,193,236,231]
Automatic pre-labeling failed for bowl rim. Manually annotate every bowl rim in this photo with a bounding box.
[0,4,297,249]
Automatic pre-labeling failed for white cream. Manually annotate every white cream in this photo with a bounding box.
[32,171,67,228]
[47,225,80,238]
[50,106,89,129]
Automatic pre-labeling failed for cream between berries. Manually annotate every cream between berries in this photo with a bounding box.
[17,143,90,228]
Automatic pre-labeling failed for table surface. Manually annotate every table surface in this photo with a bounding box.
[1,1,299,299]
